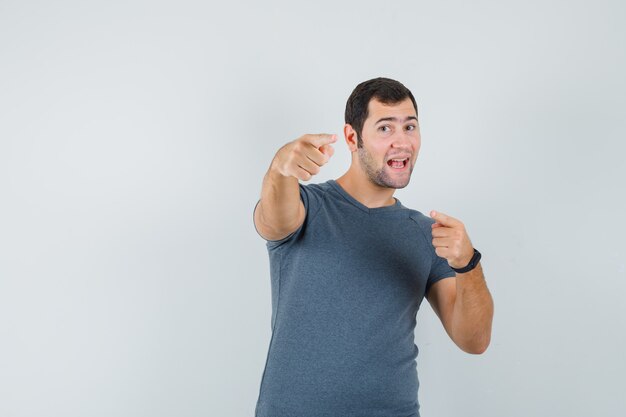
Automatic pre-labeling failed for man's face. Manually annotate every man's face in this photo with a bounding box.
[356,98,421,189]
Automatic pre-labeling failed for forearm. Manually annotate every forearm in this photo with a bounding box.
[257,160,302,234]
[450,262,494,354]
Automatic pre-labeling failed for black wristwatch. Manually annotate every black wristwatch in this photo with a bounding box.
[451,248,482,273]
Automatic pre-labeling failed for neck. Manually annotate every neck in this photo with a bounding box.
[335,165,397,209]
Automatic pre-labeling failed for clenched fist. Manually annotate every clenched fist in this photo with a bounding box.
[271,134,337,181]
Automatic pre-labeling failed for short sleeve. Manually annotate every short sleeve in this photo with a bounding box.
[252,182,325,250]
[425,250,456,296]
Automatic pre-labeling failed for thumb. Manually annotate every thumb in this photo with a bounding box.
[319,143,335,159]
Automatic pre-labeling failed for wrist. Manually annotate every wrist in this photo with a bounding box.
[450,253,473,269]
[268,158,292,180]
[451,248,482,273]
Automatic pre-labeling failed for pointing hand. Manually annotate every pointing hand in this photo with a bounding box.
[272,134,337,181]
[430,210,475,269]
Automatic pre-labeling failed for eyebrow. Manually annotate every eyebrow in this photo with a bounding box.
[374,116,418,125]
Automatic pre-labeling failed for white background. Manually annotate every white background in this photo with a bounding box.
[1,1,625,416]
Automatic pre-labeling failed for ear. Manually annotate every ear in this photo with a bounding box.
[343,124,358,153]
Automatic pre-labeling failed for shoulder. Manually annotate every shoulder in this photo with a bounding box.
[403,208,437,244]
[406,208,436,229]
[299,180,333,195]
[298,180,333,208]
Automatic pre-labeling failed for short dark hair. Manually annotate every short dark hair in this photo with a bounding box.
[344,77,418,148]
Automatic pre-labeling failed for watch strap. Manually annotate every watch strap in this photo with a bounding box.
[451,248,482,273]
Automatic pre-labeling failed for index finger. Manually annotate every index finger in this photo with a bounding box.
[430,210,460,227]
[304,133,337,148]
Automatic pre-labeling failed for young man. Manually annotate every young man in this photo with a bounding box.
[252,77,494,417]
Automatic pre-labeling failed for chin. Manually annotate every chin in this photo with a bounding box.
[374,175,411,189]
[391,178,411,189]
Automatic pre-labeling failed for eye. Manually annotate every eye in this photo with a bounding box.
[379,125,391,132]
[405,124,417,131]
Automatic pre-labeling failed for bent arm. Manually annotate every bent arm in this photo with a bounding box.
[427,263,494,354]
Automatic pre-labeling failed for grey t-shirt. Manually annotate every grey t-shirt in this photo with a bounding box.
[253,179,455,417]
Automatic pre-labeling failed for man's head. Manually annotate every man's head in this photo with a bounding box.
[345,77,418,148]
[344,77,421,189]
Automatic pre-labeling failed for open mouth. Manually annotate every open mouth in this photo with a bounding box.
[387,158,409,169]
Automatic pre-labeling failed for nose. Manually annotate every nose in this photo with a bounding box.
[391,131,413,150]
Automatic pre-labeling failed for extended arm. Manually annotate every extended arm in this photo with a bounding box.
[255,168,304,241]
[254,134,336,241]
